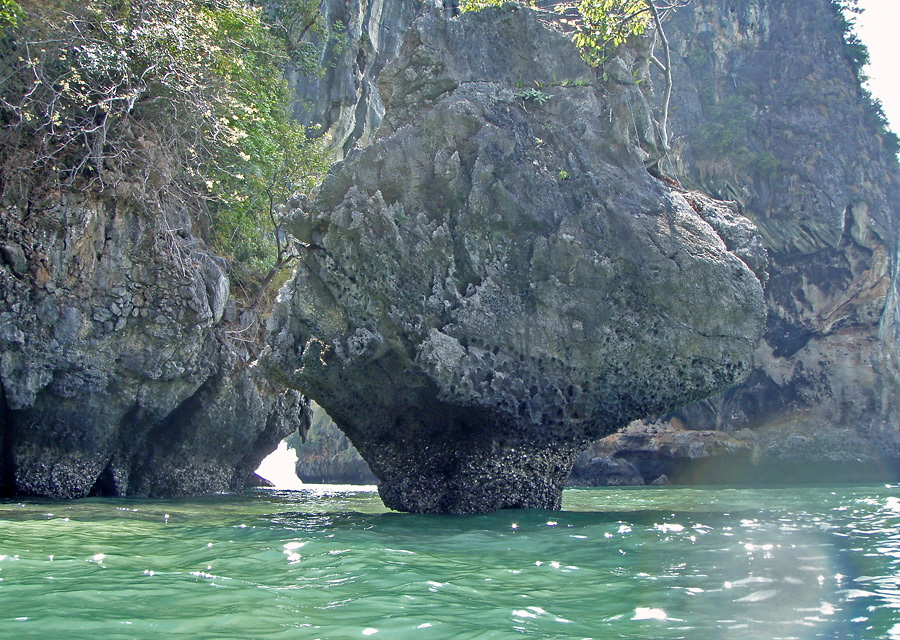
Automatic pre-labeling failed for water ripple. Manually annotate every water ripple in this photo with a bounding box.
[1,486,899,638]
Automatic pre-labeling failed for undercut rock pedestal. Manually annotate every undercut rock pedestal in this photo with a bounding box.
[264,6,767,513]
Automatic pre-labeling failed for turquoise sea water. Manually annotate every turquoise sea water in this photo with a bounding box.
[1,485,899,639]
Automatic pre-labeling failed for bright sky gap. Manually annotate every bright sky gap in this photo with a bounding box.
[855,0,899,132]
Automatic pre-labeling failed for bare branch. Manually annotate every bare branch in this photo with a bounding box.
[647,0,673,152]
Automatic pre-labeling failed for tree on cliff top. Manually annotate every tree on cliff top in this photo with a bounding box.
[0,0,328,288]
[462,0,691,159]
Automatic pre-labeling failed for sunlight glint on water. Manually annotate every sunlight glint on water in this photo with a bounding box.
[1,485,899,639]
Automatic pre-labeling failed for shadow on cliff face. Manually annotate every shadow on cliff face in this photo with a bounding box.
[263,5,767,514]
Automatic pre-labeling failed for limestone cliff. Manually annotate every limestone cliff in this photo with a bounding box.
[290,0,423,159]
[264,5,766,512]
[631,0,900,482]
[0,189,307,499]
[4,0,894,501]
[0,1,313,499]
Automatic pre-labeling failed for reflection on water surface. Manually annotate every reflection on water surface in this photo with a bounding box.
[1,485,898,639]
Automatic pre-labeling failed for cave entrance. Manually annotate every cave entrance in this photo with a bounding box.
[254,403,376,489]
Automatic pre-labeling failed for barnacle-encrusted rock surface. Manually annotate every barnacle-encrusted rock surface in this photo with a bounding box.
[264,6,766,513]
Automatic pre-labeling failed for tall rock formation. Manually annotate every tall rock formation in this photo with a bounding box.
[286,0,900,487]
[0,2,314,499]
[289,0,424,159]
[264,5,767,513]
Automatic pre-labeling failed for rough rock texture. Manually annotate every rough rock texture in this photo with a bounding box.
[289,0,900,486]
[627,0,900,478]
[574,419,755,486]
[290,0,423,159]
[0,194,307,498]
[265,6,766,513]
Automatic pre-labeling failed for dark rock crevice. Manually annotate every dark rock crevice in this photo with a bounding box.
[0,383,15,496]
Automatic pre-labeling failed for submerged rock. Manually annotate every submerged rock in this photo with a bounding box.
[245,472,276,488]
[566,455,645,487]
[575,419,755,485]
[264,6,766,513]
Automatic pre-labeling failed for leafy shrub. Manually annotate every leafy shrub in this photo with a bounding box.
[0,0,22,35]
[461,1,652,67]
[460,0,507,12]
[571,0,650,66]
[514,87,553,104]
[0,0,327,273]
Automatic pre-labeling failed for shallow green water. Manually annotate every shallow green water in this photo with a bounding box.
[2,485,899,639]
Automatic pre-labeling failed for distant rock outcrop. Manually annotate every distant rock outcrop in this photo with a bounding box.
[290,403,377,485]
[264,6,766,513]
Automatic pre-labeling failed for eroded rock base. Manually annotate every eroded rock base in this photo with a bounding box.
[360,431,584,514]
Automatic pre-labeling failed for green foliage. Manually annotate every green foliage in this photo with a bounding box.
[747,151,785,182]
[0,0,23,35]
[195,2,328,269]
[461,0,652,68]
[460,0,508,12]
[692,95,754,155]
[514,87,553,104]
[259,0,336,78]
[557,169,570,180]
[571,0,650,66]
[859,92,900,158]
[830,0,867,80]
[828,0,898,158]
[690,94,785,180]
[0,0,327,273]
